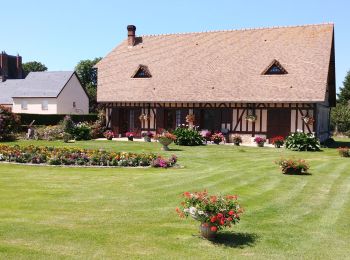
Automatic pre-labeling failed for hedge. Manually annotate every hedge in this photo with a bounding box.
[19,114,98,126]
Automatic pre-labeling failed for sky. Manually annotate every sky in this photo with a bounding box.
[2,0,349,91]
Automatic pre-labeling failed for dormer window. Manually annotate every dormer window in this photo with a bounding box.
[132,65,152,78]
[262,59,288,75]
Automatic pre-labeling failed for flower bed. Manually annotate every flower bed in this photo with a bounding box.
[176,190,243,240]
[0,145,177,168]
[275,158,309,174]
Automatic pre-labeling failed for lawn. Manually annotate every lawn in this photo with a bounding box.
[0,139,350,259]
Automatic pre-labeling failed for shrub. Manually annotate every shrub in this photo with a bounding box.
[34,125,64,141]
[19,113,98,126]
[0,144,178,168]
[62,133,72,143]
[337,147,350,157]
[275,158,310,174]
[61,115,75,134]
[0,106,20,141]
[176,191,243,235]
[73,122,92,140]
[91,110,107,139]
[285,132,321,151]
[173,127,204,146]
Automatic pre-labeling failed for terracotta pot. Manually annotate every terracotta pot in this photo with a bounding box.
[199,223,217,240]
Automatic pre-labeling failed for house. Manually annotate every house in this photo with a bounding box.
[0,51,23,81]
[96,24,336,142]
[0,71,89,114]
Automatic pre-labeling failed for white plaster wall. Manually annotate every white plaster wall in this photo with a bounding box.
[12,97,57,114]
[56,74,89,114]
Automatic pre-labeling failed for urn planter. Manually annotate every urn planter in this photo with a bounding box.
[200,223,217,240]
[127,136,134,141]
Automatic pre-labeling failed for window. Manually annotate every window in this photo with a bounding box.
[132,65,152,78]
[73,102,76,108]
[21,100,28,110]
[129,110,135,130]
[262,59,288,75]
[175,110,181,127]
[42,100,48,110]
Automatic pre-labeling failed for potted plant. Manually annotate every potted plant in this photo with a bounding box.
[185,114,195,123]
[302,115,315,125]
[211,132,225,144]
[176,191,243,240]
[245,114,257,122]
[125,132,135,141]
[200,130,212,144]
[275,158,310,174]
[337,147,350,157]
[142,131,154,142]
[254,136,266,147]
[270,136,284,148]
[103,130,114,140]
[232,135,242,146]
[155,131,177,150]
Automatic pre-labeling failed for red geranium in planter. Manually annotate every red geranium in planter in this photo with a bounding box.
[270,136,284,148]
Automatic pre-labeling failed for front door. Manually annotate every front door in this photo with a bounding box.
[267,108,291,140]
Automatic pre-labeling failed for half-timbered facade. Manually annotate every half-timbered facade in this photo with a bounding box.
[96,24,336,142]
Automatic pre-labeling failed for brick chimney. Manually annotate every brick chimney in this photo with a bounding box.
[0,51,8,81]
[16,54,23,79]
[127,25,136,47]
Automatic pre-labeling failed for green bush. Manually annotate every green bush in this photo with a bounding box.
[0,106,20,141]
[60,115,75,134]
[173,127,205,146]
[72,122,92,141]
[285,132,321,151]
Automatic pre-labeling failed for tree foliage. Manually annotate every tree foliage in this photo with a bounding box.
[338,70,350,105]
[331,104,350,133]
[22,61,47,76]
[75,58,102,112]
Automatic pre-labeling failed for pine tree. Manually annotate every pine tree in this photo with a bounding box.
[338,70,350,105]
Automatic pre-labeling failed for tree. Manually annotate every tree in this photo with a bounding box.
[75,58,102,113]
[22,61,47,76]
[331,104,350,133]
[0,105,20,141]
[338,70,350,105]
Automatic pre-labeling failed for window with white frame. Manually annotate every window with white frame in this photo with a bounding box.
[42,100,48,110]
[21,100,28,110]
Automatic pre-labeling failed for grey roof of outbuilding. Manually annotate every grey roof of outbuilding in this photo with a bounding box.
[0,80,24,104]
[11,71,75,97]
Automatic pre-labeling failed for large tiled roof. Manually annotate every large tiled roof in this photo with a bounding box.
[96,24,335,103]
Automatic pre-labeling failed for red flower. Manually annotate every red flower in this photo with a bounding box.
[227,217,233,222]
[202,223,209,227]
[217,213,223,218]
[210,226,217,232]
[220,220,225,225]
[210,196,217,203]
[210,216,217,223]
[228,210,234,216]
[183,192,191,198]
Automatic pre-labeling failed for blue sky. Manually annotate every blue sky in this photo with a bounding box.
[2,0,349,91]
